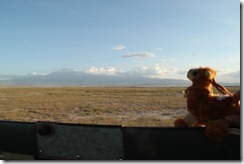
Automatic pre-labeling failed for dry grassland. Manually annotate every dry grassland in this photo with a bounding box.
[0,86,240,127]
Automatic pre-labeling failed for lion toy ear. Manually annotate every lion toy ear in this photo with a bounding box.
[205,70,211,77]
[205,67,216,80]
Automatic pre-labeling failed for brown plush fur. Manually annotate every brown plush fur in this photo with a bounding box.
[174,67,240,140]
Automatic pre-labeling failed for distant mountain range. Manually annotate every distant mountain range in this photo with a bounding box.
[0,68,240,87]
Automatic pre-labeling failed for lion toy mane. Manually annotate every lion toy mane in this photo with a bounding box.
[174,67,240,140]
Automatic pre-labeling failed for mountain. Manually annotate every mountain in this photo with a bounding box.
[0,69,239,87]
[0,69,190,87]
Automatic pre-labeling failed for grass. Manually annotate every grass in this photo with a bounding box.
[0,86,240,127]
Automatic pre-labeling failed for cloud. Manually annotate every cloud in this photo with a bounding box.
[161,56,176,62]
[176,69,187,75]
[154,48,163,51]
[225,71,240,78]
[27,72,38,76]
[125,64,175,78]
[214,70,240,83]
[27,72,46,76]
[84,66,117,75]
[122,52,156,58]
[112,44,126,51]
[83,65,176,79]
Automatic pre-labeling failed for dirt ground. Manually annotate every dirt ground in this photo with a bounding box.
[0,86,240,127]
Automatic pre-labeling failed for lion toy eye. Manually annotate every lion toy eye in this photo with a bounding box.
[192,71,198,76]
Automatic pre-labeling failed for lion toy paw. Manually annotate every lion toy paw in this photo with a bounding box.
[205,120,229,141]
[174,118,189,127]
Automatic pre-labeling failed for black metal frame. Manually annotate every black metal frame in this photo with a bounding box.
[0,120,241,160]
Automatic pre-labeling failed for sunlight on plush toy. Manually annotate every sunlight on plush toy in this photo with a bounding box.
[174,67,240,141]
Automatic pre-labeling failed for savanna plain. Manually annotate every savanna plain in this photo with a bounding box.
[0,86,239,127]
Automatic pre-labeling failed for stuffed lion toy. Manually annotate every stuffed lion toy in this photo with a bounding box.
[174,67,240,141]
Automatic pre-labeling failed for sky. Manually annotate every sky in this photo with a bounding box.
[0,0,241,83]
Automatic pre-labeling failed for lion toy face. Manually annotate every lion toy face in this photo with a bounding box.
[174,67,240,141]
[187,67,216,83]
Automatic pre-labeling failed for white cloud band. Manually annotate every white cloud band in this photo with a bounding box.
[122,52,156,58]
[84,66,117,75]
[112,44,126,51]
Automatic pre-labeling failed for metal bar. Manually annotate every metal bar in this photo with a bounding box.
[36,122,124,160]
[0,121,240,160]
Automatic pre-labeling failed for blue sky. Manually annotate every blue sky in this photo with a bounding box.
[0,0,240,83]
